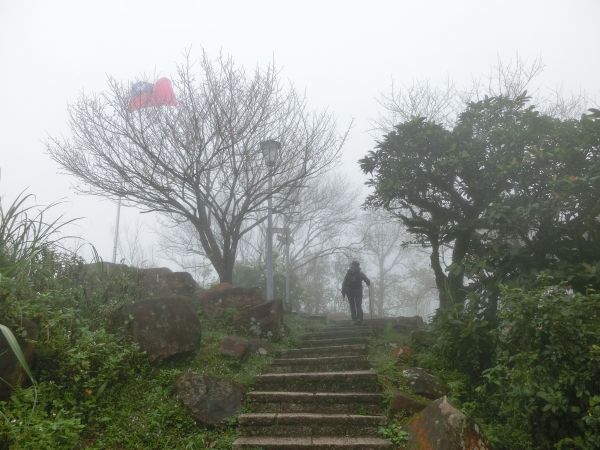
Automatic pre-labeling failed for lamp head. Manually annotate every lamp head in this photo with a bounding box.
[260,139,281,166]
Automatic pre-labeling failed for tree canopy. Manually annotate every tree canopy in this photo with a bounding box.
[361,94,600,310]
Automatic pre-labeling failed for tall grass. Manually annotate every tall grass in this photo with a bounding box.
[0,190,75,279]
[0,189,75,391]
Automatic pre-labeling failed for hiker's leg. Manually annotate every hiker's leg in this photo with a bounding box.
[356,295,363,322]
[348,295,357,321]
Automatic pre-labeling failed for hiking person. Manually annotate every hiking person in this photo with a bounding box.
[341,260,371,324]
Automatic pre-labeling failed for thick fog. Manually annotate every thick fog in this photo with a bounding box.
[1,0,599,279]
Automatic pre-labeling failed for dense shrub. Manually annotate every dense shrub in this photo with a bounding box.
[478,286,600,449]
[420,284,600,450]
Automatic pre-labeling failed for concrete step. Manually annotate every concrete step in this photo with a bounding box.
[281,344,367,358]
[324,322,377,333]
[253,370,380,393]
[238,412,387,437]
[233,436,395,449]
[299,337,369,347]
[270,356,371,373]
[330,319,399,328]
[302,329,374,340]
[245,391,385,414]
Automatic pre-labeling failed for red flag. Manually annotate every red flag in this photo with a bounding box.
[129,77,177,111]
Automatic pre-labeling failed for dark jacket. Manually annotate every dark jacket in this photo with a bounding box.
[342,267,370,298]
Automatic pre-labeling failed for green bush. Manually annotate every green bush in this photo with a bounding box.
[420,296,496,386]
[478,286,600,449]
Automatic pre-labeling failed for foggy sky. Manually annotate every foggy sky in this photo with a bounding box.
[1,0,599,270]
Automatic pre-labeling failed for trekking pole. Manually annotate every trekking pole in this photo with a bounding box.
[368,285,374,320]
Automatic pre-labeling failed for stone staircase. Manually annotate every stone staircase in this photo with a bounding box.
[233,321,394,449]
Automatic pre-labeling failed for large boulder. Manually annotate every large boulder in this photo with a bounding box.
[406,396,491,450]
[136,267,201,299]
[79,263,202,302]
[389,392,430,417]
[218,336,250,361]
[198,285,264,318]
[0,318,38,401]
[113,296,201,363]
[234,299,284,339]
[174,371,244,425]
[402,367,447,399]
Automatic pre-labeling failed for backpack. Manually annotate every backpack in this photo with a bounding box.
[345,269,363,291]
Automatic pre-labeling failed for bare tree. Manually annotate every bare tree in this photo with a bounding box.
[357,211,408,316]
[48,51,347,283]
[116,219,156,268]
[283,174,362,271]
[373,78,460,132]
[157,173,361,283]
[374,55,591,135]
[465,56,545,101]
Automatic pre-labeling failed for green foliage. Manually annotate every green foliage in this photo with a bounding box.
[367,324,413,399]
[378,420,409,445]
[0,324,35,386]
[1,388,84,450]
[475,286,600,449]
[421,298,496,385]
[363,93,600,449]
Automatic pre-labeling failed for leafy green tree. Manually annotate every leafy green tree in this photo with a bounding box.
[360,94,600,312]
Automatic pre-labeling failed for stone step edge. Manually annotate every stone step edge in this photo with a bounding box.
[282,344,366,352]
[299,337,369,345]
[302,329,375,337]
[247,391,384,402]
[300,336,372,342]
[239,412,387,425]
[272,356,368,364]
[256,370,376,379]
[233,436,394,448]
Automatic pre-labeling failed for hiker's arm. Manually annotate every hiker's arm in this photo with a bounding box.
[362,272,371,286]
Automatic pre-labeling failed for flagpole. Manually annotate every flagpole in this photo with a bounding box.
[111,197,122,264]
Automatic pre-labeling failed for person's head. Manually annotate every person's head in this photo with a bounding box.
[350,260,360,270]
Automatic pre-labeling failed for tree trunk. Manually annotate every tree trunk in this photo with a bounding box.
[218,247,236,284]
[430,236,451,309]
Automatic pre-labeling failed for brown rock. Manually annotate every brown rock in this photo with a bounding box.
[248,338,273,355]
[406,396,491,450]
[219,336,250,360]
[402,367,447,399]
[0,318,38,400]
[136,267,201,299]
[389,392,430,417]
[198,285,264,318]
[389,345,413,360]
[174,371,244,425]
[234,299,284,339]
[79,263,202,304]
[114,296,201,363]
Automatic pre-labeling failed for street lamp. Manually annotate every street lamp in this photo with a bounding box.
[260,139,281,302]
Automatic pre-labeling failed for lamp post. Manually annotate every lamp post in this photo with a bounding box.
[273,224,291,310]
[260,139,281,302]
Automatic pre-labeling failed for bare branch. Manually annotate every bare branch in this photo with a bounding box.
[48,50,347,282]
